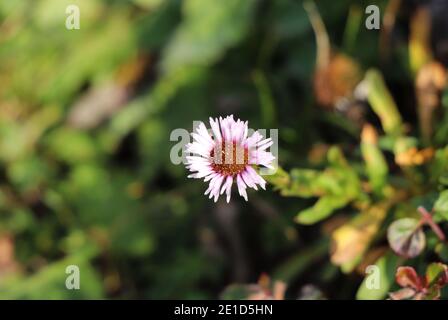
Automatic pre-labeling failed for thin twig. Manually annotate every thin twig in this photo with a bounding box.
[418,206,446,241]
[303,0,330,69]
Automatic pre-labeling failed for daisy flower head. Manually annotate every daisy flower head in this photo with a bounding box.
[185,115,275,203]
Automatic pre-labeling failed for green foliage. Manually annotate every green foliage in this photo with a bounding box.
[162,0,256,73]
[364,69,403,137]
[434,190,448,221]
[356,252,399,300]
[0,244,102,299]
[268,146,362,224]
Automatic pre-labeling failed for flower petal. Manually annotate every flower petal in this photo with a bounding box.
[237,174,248,201]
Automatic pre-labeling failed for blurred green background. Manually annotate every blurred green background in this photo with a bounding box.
[1,0,448,299]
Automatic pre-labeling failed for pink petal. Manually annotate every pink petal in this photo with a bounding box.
[236,174,248,201]
[209,117,222,141]
[241,169,258,190]
[246,166,266,190]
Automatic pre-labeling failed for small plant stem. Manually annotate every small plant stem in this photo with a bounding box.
[418,206,446,241]
[304,0,330,69]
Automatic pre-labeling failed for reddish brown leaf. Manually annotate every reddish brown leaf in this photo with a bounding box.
[395,266,425,291]
[389,288,416,300]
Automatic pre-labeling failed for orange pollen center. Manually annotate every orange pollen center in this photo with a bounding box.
[210,141,249,176]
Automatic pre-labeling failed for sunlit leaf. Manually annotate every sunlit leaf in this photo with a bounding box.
[361,124,388,193]
[364,69,403,136]
[356,252,399,300]
[162,0,256,73]
[295,195,349,225]
[426,263,448,286]
[435,243,448,262]
[409,8,432,74]
[434,190,448,221]
[331,203,389,272]
[395,146,434,167]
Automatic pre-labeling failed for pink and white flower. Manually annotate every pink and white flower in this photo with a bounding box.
[185,115,275,202]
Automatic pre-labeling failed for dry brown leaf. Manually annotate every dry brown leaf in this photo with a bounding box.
[314,54,362,108]
[68,83,131,129]
[246,274,287,300]
[0,234,19,278]
[395,147,435,166]
[68,55,152,130]
[409,7,432,73]
[307,143,330,165]
[416,61,447,142]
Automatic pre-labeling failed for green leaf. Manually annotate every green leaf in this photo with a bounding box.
[387,218,426,258]
[294,148,361,224]
[7,157,51,193]
[361,125,388,193]
[356,252,399,300]
[46,128,97,164]
[295,195,349,225]
[435,243,448,262]
[269,148,361,225]
[132,0,164,10]
[162,0,256,73]
[426,263,448,286]
[365,69,403,137]
[264,166,291,191]
[283,169,320,197]
[434,190,448,221]
[0,245,102,299]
